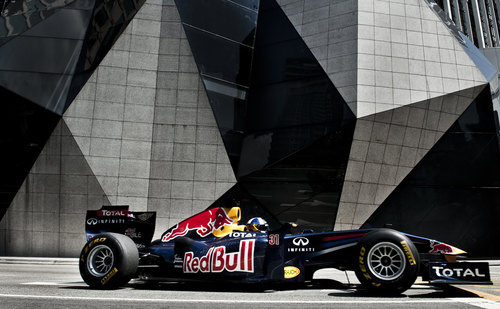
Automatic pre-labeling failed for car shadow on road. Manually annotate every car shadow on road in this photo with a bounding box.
[60,278,482,299]
[59,278,354,293]
[326,284,481,299]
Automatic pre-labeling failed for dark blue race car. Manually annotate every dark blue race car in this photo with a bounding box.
[80,205,492,294]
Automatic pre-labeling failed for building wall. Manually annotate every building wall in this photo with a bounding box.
[335,0,488,230]
[0,121,111,257]
[0,0,236,257]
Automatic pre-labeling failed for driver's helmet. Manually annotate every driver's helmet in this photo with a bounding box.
[246,217,269,232]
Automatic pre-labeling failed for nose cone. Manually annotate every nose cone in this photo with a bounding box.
[431,241,467,255]
[446,244,467,255]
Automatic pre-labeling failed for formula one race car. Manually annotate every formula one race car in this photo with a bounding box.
[80,205,492,294]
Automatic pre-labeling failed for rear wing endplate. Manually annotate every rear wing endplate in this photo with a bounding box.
[85,205,156,247]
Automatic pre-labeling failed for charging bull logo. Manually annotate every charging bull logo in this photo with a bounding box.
[162,208,234,242]
[429,240,453,254]
[183,240,255,273]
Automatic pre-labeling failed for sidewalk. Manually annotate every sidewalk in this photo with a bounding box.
[0,257,78,265]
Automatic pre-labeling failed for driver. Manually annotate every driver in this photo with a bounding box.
[245,217,269,232]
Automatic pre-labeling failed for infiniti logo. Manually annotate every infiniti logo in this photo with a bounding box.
[292,237,309,246]
[87,218,98,225]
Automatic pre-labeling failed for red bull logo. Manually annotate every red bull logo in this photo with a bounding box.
[429,240,453,254]
[161,208,234,242]
[183,239,255,273]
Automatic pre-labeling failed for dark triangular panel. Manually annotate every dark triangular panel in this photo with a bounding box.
[363,86,500,257]
[183,0,356,230]
[206,183,282,230]
[174,0,258,171]
[0,86,61,219]
[233,0,355,231]
[238,0,355,177]
[240,124,355,231]
[176,0,355,178]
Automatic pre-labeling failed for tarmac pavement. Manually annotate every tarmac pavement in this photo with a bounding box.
[0,258,498,309]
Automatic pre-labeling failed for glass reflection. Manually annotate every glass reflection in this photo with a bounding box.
[183,25,253,86]
[240,0,356,174]
[0,0,76,38]
[230,0,259,11]
[0,0,146,114]
[178,0,357,231]
[175,0,257,45]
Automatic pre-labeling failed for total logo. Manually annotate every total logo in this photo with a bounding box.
[432,266,486,278]
[97,210,129,217]
[288,237,314,252]
[183,240,255,273]
[228,232,256,238]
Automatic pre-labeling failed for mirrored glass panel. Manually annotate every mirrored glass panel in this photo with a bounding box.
[183,25,253,86]
[175,0,257,45]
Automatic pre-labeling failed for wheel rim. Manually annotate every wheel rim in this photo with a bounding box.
[87,245,114,277]
[367,242,406,281]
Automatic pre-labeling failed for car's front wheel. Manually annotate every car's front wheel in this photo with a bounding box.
[354,229,420,295]
[79,233,138,289]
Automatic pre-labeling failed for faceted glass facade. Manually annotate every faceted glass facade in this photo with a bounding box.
[0,0,499,257]
[176,0,356,230]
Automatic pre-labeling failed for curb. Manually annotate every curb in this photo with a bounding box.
[0,257,78,265]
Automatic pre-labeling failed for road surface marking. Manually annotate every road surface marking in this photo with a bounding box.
[457,287,500,302]
[0,293,495,305]
[454,298,499,309]
[20,282,85,287]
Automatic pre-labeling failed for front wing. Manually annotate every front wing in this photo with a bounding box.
[427,262,492,285]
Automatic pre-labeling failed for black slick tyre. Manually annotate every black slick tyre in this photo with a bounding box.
[79,233,139,289]
[354,229,420,295]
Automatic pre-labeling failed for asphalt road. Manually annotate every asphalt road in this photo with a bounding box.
[0,262,498,309]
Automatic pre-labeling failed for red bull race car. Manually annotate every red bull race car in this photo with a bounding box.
[80,205,492,294]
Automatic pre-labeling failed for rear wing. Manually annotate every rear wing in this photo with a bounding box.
[85,205,156,247]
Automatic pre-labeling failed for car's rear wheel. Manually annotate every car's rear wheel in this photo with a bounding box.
[79,233,138,289]
[354,229,420,295]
